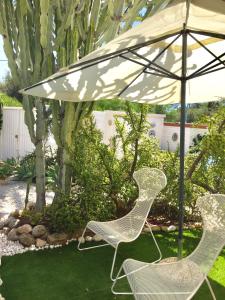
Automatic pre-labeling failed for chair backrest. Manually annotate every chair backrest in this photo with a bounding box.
[189,194,225,275]
[118,168,167,239]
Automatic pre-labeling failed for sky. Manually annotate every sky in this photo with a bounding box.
[0,36,9,81]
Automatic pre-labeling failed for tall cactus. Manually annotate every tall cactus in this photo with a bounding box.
[0,0,167,206]
[0,0,49,211]
[50,0,157,197]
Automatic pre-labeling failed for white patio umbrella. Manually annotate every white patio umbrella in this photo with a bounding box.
[21,0,225,257]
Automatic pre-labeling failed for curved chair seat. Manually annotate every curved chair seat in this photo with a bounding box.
[121,258,204,299]
[112,194,225,299]
[87,220,136,247]
[78,167,167,281]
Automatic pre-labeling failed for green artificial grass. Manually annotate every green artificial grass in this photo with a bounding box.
[1,230,225,300]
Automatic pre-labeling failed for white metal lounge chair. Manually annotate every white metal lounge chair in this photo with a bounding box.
[112,194,225,299]
[78,167,167,281]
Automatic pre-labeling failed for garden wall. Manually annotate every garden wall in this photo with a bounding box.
[0,107,207,160]
[0,107,34,160]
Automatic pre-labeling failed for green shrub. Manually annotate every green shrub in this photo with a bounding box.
[0,158,18,179]
[44,192,84,233]
[71,103,163,220]
[21,210,43,226]
[0,93,22,107]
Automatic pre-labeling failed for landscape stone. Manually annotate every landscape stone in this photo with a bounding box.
[19,233,35,247]
[7,229,19,241]
[161,226,168,232]
[8,217,19,229]
[78,236,85,244]
[36,238,47,248]
[0,221,5,230]
[85,236,92,242]
[7,217,19,229]
[32,225,47,238]
[17,224,32,234]
[143,224,160,232]
[93,234,102,242]
[47,233,68,245]
[167,225,177,232]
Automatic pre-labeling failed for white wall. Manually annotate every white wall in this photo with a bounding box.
[0,108,34,160]
[161,123,207,153]
[94,111,166,145]
[0,108,208,160]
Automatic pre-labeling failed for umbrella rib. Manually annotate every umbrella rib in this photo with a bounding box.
[195,59,225,77]
[143,70,172,78]
[120,55,174,78]
[189,65,225,79]
[187,32,225,78]
[67,31,179,70]
[23,32,180,92]
[187,52,225,79]
[188,29,225,40]
[129,49,180,80]
[118,33,181,97]
[188,56,225,79]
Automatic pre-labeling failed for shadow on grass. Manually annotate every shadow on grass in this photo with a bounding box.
[0,231,224,300]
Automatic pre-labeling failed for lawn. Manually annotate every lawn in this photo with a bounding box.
[1,230,225,300]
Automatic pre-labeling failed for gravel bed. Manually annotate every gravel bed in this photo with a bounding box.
[0,181,54,256]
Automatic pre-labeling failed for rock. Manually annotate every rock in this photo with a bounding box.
[85,236,92,242]
[78,236,85,244]
[161,226,168,232]
[17,224,32,234]
[167,225,177,232]
[7,216,19,229]
[27,202,35,210]
[32,225,47,238]
[143,224,160,232]
[0,221,5,230]
[39,232,48,240]
[36,238,47,248]
[3,227,11,235]
[47,233,68,245]
[7,228,19,241]
[19,233,35,247]
[93,234,102,242]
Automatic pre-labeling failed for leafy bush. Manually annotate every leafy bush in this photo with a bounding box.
[0,93,22,107]
[0,158,18,179]
[44,192,84,233]
[21,209,43,226]
[71,103,164,221]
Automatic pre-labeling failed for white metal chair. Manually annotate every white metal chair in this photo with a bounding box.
[112,194,225,299]
[77,167,167,281]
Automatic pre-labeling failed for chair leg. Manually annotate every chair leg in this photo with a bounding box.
[145,221,162,263]
[77,226,109,251]
[110,245,119,281]
[205,277,217,300]
[111,263,134,295]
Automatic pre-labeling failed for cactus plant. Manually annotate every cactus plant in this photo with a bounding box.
[0,102,3,132]
[0,0,168,207]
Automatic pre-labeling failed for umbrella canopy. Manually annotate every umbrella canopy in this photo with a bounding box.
[21,0,225,258]
[21,0,225,104]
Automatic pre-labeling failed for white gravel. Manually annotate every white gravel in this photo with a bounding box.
[0,181,54,256]
[0,181,54,218]
[0,232,26,257]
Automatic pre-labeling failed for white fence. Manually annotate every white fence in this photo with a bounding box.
[0,108,34,160]
[0,107,207,161]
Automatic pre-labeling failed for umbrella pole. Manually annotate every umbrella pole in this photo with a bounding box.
[178,28,187,259]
